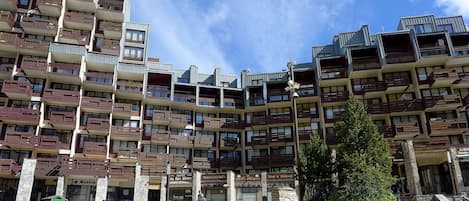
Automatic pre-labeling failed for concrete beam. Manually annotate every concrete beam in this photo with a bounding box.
[16,159,36,201]
[227,171,236,201]
[95,177,108,201]
[402,140,422,195]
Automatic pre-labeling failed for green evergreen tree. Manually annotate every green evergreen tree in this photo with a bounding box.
[298,133,335,201]
[333,96,395,201]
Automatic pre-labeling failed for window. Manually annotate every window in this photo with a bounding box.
[177,77,189,83]
[112,140,137,153]
[324,106,345,120]
[437,24,454,33]
[142,144,166,153]
[51,83,80,91]
[125,30,145,43]
[220,132,240,144]
[18,0,30,8]
[270,108,290,116]
[112,119,139,127]
[352,77,378,92]
[85,91,112,98]
[321,86,345,94]
[246,130,267,143]
[413,24,433,34]
[270,127,292,138]
[25,34,53,42]
[251,79,263,85]
[123,46,144,61]
[421,88,450,97]
[392,115,419,124]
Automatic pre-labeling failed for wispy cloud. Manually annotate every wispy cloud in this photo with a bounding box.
[131,0,356,74]
[435,0,469,18]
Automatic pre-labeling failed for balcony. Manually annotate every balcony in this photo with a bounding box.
[22,16,57,36]
[325,111,346,124]
[173,94,196,107]
[417,34,449,58]
[0,10,14,31]
[250,135,268,146]
[220,138,238,149]
[82,118,110,134]
[353,81,386,96]
[150,131,170,144]
[202,173,227,186]
[321,91,349,103]
[393,122,420,139]
[101,21,122,39]
[36,135,69,151]
[267,114,292,124]
[1,80,32,99]
[0,32,18,50]
[192,157,213,169]
[113,103,138,118]
[58,28,90,45]
[82,141,107,156]
[42,89,80,106]
[47,111,75,129]
[270,154,295,167]
[35,157,61,177]
[251,155,270,169]
[37,0,62,16]
[270,132,293,143]
[113,148,138,160]
[81,96,113,113]
[48,63,81,84]
[203,117,222,129]
[384,76,411,93]
[138,152,168,166]
[169,113,190,127]
[423,95,461,111]
[0,0,16,11]
[21,56,47,77]
[84,71,114,91]
[388,99,424,113]
[413,137,449,152]
[429,118,468,136]
[2,132,36,149]
[366,103,389,115]
[221,119,245,130]
[108,163,134,180]
[298,129,313,141]
[0,159,20,176]
[249,97,265,106]
[116,81,143,98]
[427,68,459,87]
[193,136,213,149]
[111,126,140,141]
[97,0,124,22]
[0,107,40,124]
[152,110,170,124]
[0,63,13,79]
[98,39,120,55]
[63,11,94,31]
[169,135,193,148]
[17,38,50,56]
[218,157,240,168]
[67,0,97,13]
[60,157,108,176]
[250,116,267,126]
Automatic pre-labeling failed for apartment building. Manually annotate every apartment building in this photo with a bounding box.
[0,0,468,201]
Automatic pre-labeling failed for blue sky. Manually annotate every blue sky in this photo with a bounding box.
[130,0,469,75]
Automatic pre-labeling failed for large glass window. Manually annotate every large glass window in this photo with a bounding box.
[437,24,454,33]
[125,30,145,43]
[123,47,144,61]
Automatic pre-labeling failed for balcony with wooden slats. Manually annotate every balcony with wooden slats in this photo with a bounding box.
[37,0,62,16]
[270,154,295,167]
[270,132,293,143]
[366,103,389,115]
[169,113,191,127]
[17,38,50,57]
[47,111,75,129]
[35,157,61,177]
[152,110,171,125]
[267,114,292,125]
[220,119,245,130]
[429,118,468,136]
[101,21,122,39]
[193,136,213,149]
[81,117,110,134]
[249,115,267,126]
[0,0,16,11]
[201,173,226,187]
[97,0,124,22]
[423,95,461,111]
[169,135,193,149]
[108,163,135,180]
[60,157,108,176]
[321,91,349,103]
[116,81,143,99]
[138,152,168,166]
[42,89,80,106]
[20,56,47,77]
[220,137,239,149]
[417,33,450,58]
[112,148,139,161]
[0,63,13,79]
[351,47,381,72]
[0,10,14,31]
[67,0,96,13]
[251,155,270,169]
[413,137,449,152]
[217,157,240,169]
[324,111,346,124]
[82,141,107,157]
[84,71,114,91]
[388,99,424,113]
[63,11,94,31]
[192,157,213,169]
[110,126,140,141]
[250,135,269,146]
[48,63,81,84]
[35,135,69,152]
[203,117,222,130]
[393,122,420,139]
[97,38,120,55]
[384,74,412,93]
[353,81,386,96]
[0,159,21,176]
[150,130,170,144]
[81,96,113,113]
[1,80,32,99]
[22,16,57,36]
[319,57,348,85]
[427,68,459,87]
[0,108,40,125]
[113,102,138,118]
[1,131,36,149]
[58,28,90,45]
[0,32,18,50]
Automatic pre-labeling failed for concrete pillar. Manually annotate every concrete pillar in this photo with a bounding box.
[449,148,464,195]
[55,176,66,197]
[226,171,236,201]
[95,177,108,201]
[402,140,422,195]
[261,172,267,200]
[133,165,149,201]
[160,175,168,201]
[16,159,36,201]
[271,187,298,201]
[192,171,201,201]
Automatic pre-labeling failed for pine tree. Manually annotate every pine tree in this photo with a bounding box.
[333,96,395,201]
[298,133,335,201]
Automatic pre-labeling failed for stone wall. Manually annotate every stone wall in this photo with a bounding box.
[271,187,298,201]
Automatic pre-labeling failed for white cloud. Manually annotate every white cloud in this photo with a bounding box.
[131,0,356,74]
[435,0,469,18]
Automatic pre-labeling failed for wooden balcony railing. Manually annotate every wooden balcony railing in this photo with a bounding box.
[21,56,47,73]
[138,152,168,166]
[0,63,13,78]
[2,80,32,97]
[270,133,293,143]
[251,155,270,169]
[60,157,108,176]
[324,111,346,123]
[251,135,269,146]
[221,119,245,130]
[192,157,213,169]
[59,28,89,45]
[321,91,349,103]
[35,157,61,177]
[419,45,448,57]
[43,89,80,105]
[385,52,415,64]
[267,114,292,124]
[385,77,411,88]
[150,131,170,144]
[101,21,122,32]
[193,136,213,148]
[17,38,50,53]
[0,159,21,176]
[48,111,75,127]
[169,135,193,148]
[2,132,36,149]
[389,99,424,113]
[170,113,190,125]
[413,137,449,152]
[352,58,381,71]
[114,148,138,160]
[100,39,120,55]
[394,122,420,139]
[0,10,14,28]
[108,163,134,180]
[220,138,239,148]
[250,116,267,126]
[217,157,240,168]
[85,72,113,85]
[82,141,107,155]
[354,81,387,95]
[173,94,196,104]
[113,103,139,116]
[21,16,57,35]
[423,95,461,109]
[81,96,113,111]
[429,118,467,135]
[111,126,140,140]
[64,11,94,26]
[98,0,124,12]
[83,117,110,132]
[202,173,227,186]
[366,103,389,114]
[152,110,170,122]
[49,62,80,77]
[0,32,18,48]
[116,81,143,94]
[270,154,295,167]
[0,107,40,124]
[36,135,69,150]
[203,117,222,129]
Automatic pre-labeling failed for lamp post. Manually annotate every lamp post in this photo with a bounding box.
[285,61,301,200]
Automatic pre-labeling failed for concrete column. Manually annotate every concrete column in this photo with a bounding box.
[449,148,464,195]
[95,177,108,201]
[192,171,201,201]
[402,140,422,195]
[55,176,66,197]
[261,172,267,200]
[160,175,168,201]
[226,171,236,201]
[16,159,36,201]
[133,164,149,201]
[271,187,298,201]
